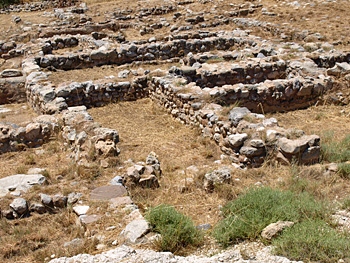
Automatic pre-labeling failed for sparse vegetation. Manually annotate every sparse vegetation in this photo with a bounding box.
[145,204,203,253]
[272,220,350,263]
[213,187,328,246]
[321,131,350,163]
[338,163,350,179]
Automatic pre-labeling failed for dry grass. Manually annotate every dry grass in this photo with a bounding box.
[0,103,37,126]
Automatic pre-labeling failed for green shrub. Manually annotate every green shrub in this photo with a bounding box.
[272,219,350,263]
[321,131,350,163]
[213,187,328,247]
[145,204,203,253]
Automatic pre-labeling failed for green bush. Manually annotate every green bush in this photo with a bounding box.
[145,204,203,253]
[321,131,350,163]
[272,219,350,263]
[213,187,328,246]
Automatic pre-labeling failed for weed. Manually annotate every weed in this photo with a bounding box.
[338,163,350,179]
[24,154,36,165]
[214,183,236,201]
[272,219,350,263]
[342,198,350,210]
[321,131,350,163]
[145,204,203,253]
[213,187,328,247]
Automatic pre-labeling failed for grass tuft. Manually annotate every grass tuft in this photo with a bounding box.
[338,163,350,179]
[145,204,203,253]
[321,131,350,163]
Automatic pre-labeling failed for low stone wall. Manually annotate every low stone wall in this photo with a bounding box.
[41,36,79,55]
[26,74,148,114]
[171,60,287,88]
[35,32,254,70]
[0,115,58,153]
[310,52,350,68]
[149,76,322,166]
[0,1,55,14]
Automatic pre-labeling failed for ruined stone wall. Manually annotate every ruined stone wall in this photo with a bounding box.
[148,76,322,166]
[35,33,253,70]
[23,57,149,114]
[0,76,26,104]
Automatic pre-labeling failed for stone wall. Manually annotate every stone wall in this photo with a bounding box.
[35,32,255,70]
[0,115,58,153]
[41,36,79,55]
[310,52,350,68]
[0,76,26,104]
[25,72,148,114]
[148,76,322,166]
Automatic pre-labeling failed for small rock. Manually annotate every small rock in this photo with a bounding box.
[52,194,67,208]
[10,198,28,216]
[73,205,90,216]
[40,193,53,208]
[30,203,46,214]
[120,219,150,243]
[261,221,294,240]
[79,214,101,225]
[67,192,82,205]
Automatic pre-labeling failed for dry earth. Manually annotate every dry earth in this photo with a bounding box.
[1,0,350,262]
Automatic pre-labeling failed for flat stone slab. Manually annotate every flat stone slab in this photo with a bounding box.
[120,219,150,243]
[109,196,133,209]
[1,69,23,78]
[0,174,46,197]
[90,185,127,200]
[73,205,90,216]
[79,214,101,225]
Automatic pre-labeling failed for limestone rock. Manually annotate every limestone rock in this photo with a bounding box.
[67,192,83,204]
[40,193,53,208]
[120,219,150,243]
[73,205,90,216]
[10,198,28,216]
[227,133,248,149]
[0,174,46,197]
[229,107,251,127]
[79,214,101,225]
[261,221,294,240]
[327,62,350,77]
[53,194,68,208]
[204,168,231,192]
[0,69,23,78]
[109,196,133,209]
[30,202,46,214]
